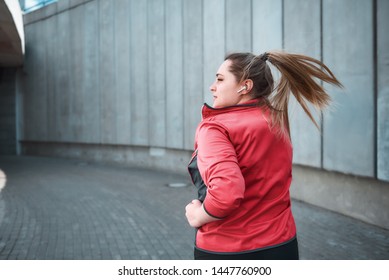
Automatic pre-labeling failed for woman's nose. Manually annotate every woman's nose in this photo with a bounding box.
[209,83,216,92]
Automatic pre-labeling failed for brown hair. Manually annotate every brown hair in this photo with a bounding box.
[225,51,343,139]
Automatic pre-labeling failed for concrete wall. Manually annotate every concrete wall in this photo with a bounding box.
[378,0,389,181]
[0,68,16,155]
[14,0,389,229]
[284,0,322,168]
[323,0,375,177]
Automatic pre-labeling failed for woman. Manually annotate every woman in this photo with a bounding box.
[185,51,342,260]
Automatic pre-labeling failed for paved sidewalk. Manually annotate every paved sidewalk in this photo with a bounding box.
[0,156,388,260]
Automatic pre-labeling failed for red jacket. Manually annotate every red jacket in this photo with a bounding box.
[191,100,296,253]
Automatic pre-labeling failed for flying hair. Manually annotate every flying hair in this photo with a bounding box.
[225,51,343,139]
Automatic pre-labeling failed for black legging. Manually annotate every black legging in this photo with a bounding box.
[194,238,299,260]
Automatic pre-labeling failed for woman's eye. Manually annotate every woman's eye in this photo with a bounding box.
[217,78,223,82]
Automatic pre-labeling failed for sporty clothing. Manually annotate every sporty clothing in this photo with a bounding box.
[188,99,297,255]
[194,237,299,260]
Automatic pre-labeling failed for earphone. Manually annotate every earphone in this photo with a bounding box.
[237,86,247,93]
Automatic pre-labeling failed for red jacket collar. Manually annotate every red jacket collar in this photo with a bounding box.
[201,99,259,119]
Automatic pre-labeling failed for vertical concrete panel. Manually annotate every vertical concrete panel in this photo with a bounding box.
[24,24,38,140]
[56,11,72,142]
[130,0,149,145]
[225,0,251,52]
[82,0,100,143]
[69,6,85,142]
[377,0,389,181]
[0,68,16,154]
[33,20,48,141]
[165,0,184,149]
[203,0,225,105]
[45,15,58,142]
[99,0,116,144]
[114,0,131,145]
[323,0,374,177]
[183,0,203,149]
[284,0,322,167]
[148,0,166,147]
[16,69,24,154]
[252,0,282,53]
[22,24,36,140]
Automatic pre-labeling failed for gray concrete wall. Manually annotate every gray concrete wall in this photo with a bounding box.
[291,164,389,230]
[14,0,389,229]
[378,0,389,182]
[0,68,16,155]
[284,0,322,168]
[323,0,375,177]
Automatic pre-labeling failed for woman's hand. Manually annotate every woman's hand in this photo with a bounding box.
[185,199,220,228]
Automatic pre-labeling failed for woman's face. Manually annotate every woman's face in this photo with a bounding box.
[209,60,246,108]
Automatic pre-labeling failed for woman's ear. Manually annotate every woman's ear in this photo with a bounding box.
[240,79,254,94]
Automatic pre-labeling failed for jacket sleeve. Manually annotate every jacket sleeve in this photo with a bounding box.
[196,121,245,219]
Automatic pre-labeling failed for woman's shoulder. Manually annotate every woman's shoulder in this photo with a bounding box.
[199,107,269,135]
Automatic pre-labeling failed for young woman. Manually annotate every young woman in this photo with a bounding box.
[186,51,342,260]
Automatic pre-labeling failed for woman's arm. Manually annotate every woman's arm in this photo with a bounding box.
[197,122,245,218]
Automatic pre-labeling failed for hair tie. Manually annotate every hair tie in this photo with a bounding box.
[261,52,269,62]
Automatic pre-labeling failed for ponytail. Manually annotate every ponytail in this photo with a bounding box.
[266,51,343,138]
[226,51,343,140]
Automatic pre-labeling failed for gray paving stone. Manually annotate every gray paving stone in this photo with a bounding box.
[0,155,388,260]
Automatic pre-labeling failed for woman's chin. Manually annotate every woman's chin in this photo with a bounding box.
[212,101,221,108]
